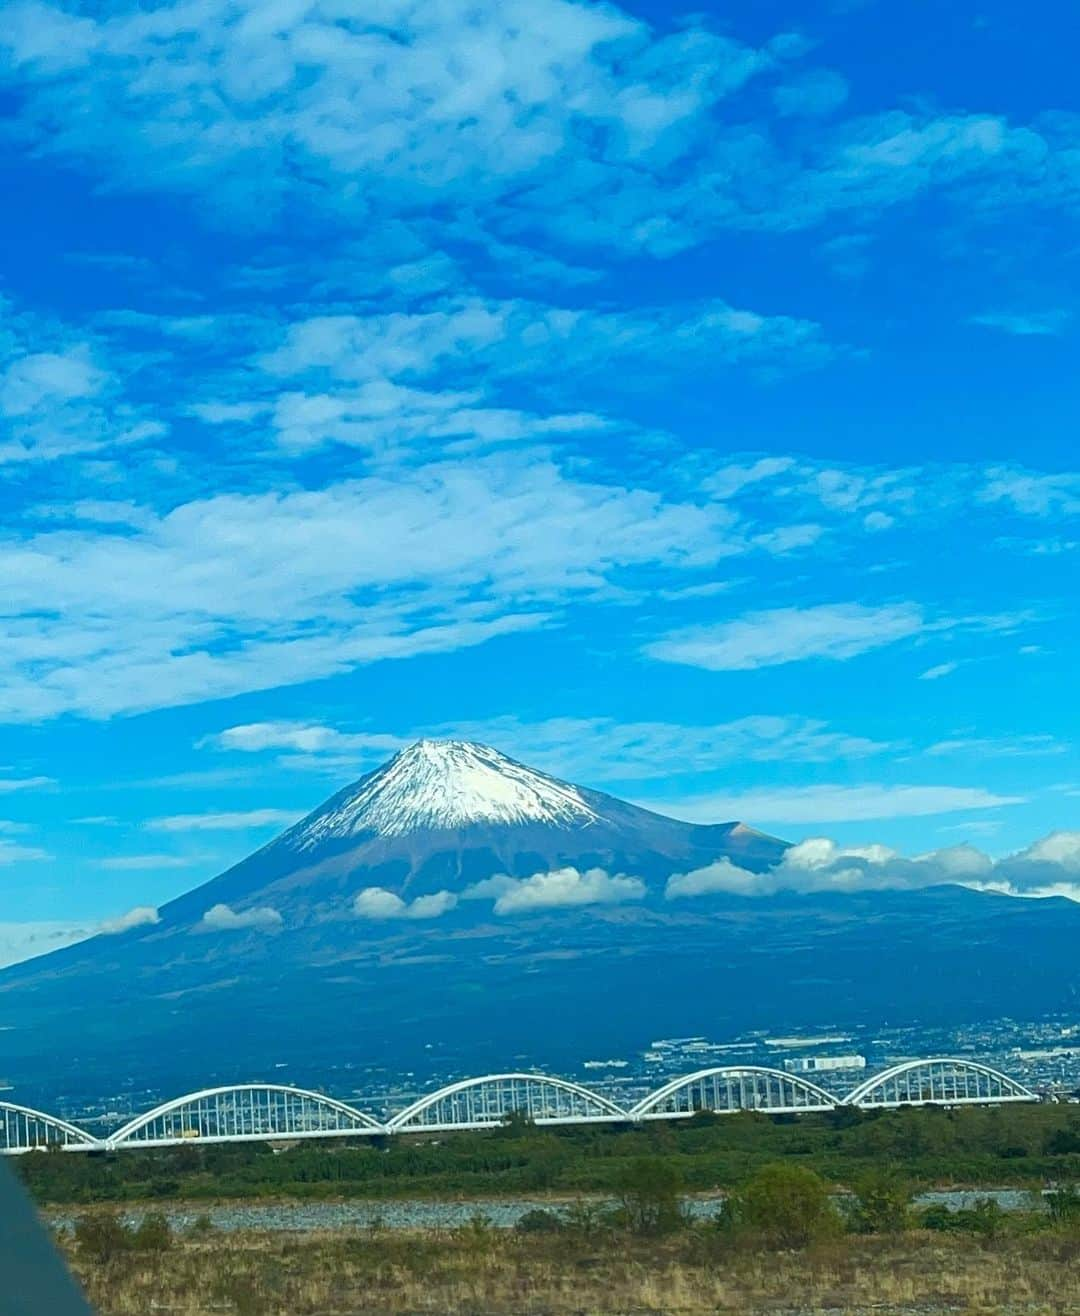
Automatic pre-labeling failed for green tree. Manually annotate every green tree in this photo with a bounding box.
[730,1163,841,1249]
[615,1157,686,1235]
[498,1109,536,1139]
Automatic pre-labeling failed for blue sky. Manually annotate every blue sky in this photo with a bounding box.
[0,0,1078,961]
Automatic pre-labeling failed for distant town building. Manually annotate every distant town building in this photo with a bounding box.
[783,1054,867,1074]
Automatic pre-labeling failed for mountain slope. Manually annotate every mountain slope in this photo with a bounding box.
[2,739,1077,1108]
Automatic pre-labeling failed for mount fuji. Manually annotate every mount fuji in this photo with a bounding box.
[154,738,788,927]
[2,740,1079,1106]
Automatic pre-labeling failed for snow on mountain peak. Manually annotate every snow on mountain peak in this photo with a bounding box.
[291,739,601,845]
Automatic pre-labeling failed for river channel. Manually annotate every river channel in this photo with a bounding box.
[49,1189,1045,1234]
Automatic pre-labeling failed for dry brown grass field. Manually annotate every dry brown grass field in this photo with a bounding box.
[60,1225,1080,1316]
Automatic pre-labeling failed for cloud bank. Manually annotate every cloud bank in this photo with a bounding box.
[0,903,160,968]
[665,831,1080,902]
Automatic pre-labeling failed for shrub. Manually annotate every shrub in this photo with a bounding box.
[846,1168,914,1234]
[563,1198,610,1237]
[970,1197,1006,1241]
[131,1211,172,1251]
[920,1198,1007,1238]
[74,1212,131,1264]
[1046,1182,1080,1225]
[615,1156,686,1235]
[730,1163,842,1250]
[919,1203,963,1232]
[515,1208,563,1233]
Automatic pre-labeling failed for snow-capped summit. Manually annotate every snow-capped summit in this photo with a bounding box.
[290,739,601,845]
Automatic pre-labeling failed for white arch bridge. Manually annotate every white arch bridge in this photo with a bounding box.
[0,1058,1038,1155]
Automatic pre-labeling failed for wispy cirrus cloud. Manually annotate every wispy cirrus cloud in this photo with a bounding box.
[640,782,1024,825]
[94,854,199,871]
[919,662,960,681]
[0,452,748,721]
[645,601,927,672]
[202,713,892,782]
[202,722,407,757]
[253,299,838,435]
[924,734,1066,759]
[969,309,1071,336]
[0,775,54,793]
[0,834,49,864]
[145,808,303,833]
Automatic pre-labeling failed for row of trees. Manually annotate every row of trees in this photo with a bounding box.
[66,1163,1080,1266]
[22,1102,1080,1207]
[526,1158,1080,1245]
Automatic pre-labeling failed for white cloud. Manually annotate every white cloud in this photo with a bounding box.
[665,859,760,898]
[225,713,892,783]
[970,309,1071,336]
[0,0,770,254]
[205,722,407,757]
[645,601,926,671]
[773,69,848,118]
[438,714,891,780]
[919,661,959,680]
[195,903,283,932]
[0,834,49,864]
[0,904,160,967]
[95,854,197,871]
[980,465,1080,518]
[408,891,459,919]
[353,888,408,919]
[0,775,54,792]
[98,905,160,934]
[925,734,1064,759]
[0,451,761,723]
[145,808,302,832]
[257,299,835,410]
[487,866,646,914]
[665,831,1080,903]
[0,920,91,968]
[0,306,165,464]
[353,887,458,920]
[0,0,1066,266]
[991,831,1080,895]
[643,783,1024,825]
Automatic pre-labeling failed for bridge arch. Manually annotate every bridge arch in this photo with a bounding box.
[388,1073,628,1132]
[631,1066,838,1119]
[844,1058,1038,1108]
[107,1084,385,1148]
[0,1101,98,1154]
